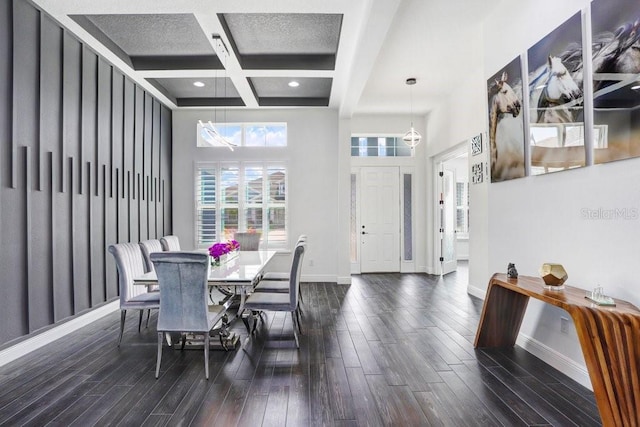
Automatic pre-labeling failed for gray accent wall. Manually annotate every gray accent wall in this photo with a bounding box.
[0,0,173,347]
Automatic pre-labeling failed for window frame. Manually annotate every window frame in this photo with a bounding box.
[350,135,414,157]
[195,161,288,249]
[197,122,288,148]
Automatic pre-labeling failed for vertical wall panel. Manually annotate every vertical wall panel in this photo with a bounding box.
[134,86,144,241]
[52,155,73,321]
[133,86,143,201]
[12,0,39,189]
[151,99,161,237]
[107,71,124,300]
[2,0,35,342]
[72,160,90,314]
[81,46,97,195]
[29,148,54,331]
[0,1,172,346]
[31,14,63,331]
[141,92,152,240]
[122,79,134,243]
[63,32,81,192]
[0,0,11,343]
[0,146,28,343]
[0,0,12,188]
[111,71,124,194]
[161,105,172,236]
[40,14,62,188]
[90,58,110,306]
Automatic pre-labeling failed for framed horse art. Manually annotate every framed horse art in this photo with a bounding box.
[527,12,586,175]
[486,57,526,183]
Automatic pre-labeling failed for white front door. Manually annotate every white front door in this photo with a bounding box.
[360,167,400,273]
[439,167,457,275]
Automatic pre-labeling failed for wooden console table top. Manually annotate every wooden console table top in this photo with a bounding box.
[474,273,640,427]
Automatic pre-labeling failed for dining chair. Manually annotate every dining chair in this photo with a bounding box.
[108,242,161,346]
[259,235,307,282]
[139,239,164,273]
[233,231,261,250]
[151,251,231,379]
[255,235,307,303]
[242,242,305,348]
[160,235,181,251]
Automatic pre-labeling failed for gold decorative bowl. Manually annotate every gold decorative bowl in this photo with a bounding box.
[539,263,568,289]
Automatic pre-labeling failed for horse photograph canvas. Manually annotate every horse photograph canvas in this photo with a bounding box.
[591,0,640,164]
[487,57,526,183]
[527,12,585,176]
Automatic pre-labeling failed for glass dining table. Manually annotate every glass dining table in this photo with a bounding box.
[133,250,276,349]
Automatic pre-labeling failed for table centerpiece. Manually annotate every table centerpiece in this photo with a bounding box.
[208,239,240,267]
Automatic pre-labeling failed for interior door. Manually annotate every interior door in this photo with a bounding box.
[360,167,400,273]
[439,167,457,275]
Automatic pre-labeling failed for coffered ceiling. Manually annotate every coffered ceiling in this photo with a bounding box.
[31,0,504,117]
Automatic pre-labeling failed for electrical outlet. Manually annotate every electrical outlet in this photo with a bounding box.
[560,317,569,334]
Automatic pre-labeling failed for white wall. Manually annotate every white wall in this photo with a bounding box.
[350,114,429,273]
[425,23,490,284]
[423,0,640,388]
[446,155,470,260]
[478,0,640,388]
[172,108,343,283]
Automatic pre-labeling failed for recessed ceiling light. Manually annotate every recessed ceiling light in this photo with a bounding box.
[193,81,205,87]
[632,84,640,90]
[288,81,300,88]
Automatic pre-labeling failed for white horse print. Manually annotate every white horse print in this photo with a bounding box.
[555,18,640,93]
[488,71,525,181]
[529,56,582,124]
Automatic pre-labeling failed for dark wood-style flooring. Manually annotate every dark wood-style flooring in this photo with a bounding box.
[0,266,601,426]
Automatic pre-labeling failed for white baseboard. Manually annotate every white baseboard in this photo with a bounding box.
[516,333,592,390]
[0,301,119,368]
[423,265,437,275]
[301,274,338,283]
[337,276,352,285]
[467,284,486,300]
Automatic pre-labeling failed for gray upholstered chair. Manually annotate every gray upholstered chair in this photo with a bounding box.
[256,235,307,303]
[108,242,160,346]
[139,239,164,273]
[151,252,230,379]
[243,242,305,347]
[233,231,261,250]
[160,235,181,251]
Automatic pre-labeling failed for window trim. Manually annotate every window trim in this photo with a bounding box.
[195,161,288,249]
[197,122,288,148]
[350,135,414,157]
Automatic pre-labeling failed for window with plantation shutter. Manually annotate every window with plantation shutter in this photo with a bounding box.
[195,167,217,245]
[195,162,287,248]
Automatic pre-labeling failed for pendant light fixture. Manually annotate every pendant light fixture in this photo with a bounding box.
[403,77,422,148]
[199,35,236,151]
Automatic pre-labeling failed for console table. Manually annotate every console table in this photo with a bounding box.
[474,273,640,427]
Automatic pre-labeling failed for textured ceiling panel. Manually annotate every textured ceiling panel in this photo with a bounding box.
[78,14,215,57]
[250,77,332,98]
[147,77,240,99]
[222,14,341,55]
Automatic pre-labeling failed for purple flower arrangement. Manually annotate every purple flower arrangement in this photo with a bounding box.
[208,239,240,260]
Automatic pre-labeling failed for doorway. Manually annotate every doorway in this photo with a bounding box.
[358,167,400,273]
[434,143,469,275]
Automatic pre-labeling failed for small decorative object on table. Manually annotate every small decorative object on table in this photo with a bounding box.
[539,263,567,290]
[585,285,616,306]
[208,240,240,266]
[507,263,518,278]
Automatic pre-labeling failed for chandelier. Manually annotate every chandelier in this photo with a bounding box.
[402,77,422,148]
